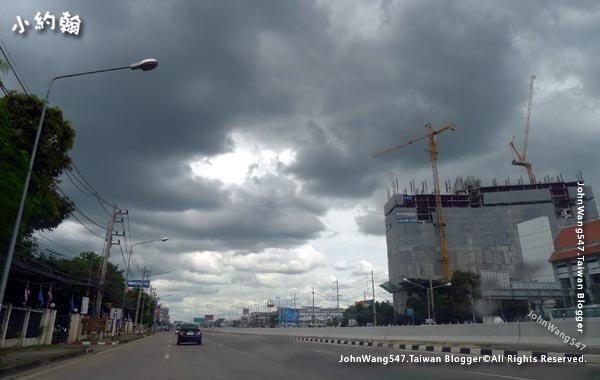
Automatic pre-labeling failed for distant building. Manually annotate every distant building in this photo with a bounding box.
[158,307,169,325]
[296,306,344,327]
[243,312,271,327]
[383,176,598,313]
[549,218,600,302]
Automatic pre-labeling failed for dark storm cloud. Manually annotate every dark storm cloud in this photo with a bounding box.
[282,1,525,198]
[2,0,599,303]
[128,174,327,252]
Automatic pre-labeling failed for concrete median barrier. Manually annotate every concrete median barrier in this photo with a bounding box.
[214,320,600,349]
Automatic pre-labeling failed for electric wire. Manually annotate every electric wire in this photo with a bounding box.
[70,161,112,206]
[64,168,111,216]
[56,186,109,231]
[0,38,30,96]
[69,213,105,239]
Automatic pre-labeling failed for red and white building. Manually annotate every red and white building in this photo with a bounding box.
[549,219,600,301]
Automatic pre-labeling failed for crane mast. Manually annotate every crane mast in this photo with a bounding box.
[373,123,455,281]
[510,74,536,184]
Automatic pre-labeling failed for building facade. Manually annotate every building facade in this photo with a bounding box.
[383,176,597,312]
[549,219,600,303]
[296,306,344,327]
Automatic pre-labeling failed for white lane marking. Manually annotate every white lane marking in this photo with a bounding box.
[312,349,336,355]
[218,343,224,346]
[168,344,171,347]
[164,353,170,360]
[465,371,539,380]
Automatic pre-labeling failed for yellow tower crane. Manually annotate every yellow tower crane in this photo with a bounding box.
[510,74,537,184]
[373,123,455,281]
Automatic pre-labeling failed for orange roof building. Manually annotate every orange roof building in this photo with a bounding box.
[550,219,600,293]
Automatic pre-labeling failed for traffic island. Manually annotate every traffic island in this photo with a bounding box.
[76,333,147,346]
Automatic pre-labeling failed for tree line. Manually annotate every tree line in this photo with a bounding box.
[0,90,155,323]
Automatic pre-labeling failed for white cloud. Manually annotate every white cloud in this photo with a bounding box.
[190,132,297,185]
[228,244,326,274]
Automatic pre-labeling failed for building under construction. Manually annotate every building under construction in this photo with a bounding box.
[382,175,598,311]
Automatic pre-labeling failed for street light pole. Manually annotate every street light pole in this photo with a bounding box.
[121,237,167,322]
[0,59,158,307]
[134,267,147,332]
[276,296,280,327]
[134,269,170,333]
[403,278,451,324]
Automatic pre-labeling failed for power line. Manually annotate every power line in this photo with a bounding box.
[0,81,9,96]
[118,242,128,270]
[64,170,95,196]
[56,186,109,231]
[70,161,112,206]
[69,213,105,239]
[0,38,30,96]
[39,231,84,255]
[64,169,111,216]
[36,231,80,256]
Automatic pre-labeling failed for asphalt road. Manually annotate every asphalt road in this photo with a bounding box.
[11,332,600,380]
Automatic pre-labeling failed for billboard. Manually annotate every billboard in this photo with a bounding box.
[204,314,214,321]
[278,307,298,326]
[193,317,205,323]
[126,279,151,288]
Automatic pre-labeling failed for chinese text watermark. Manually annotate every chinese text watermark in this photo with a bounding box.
[12,11,82,36]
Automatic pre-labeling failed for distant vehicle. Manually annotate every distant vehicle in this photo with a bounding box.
[549,305,600,321]
[162,325,170,331]
[177,323,202,345]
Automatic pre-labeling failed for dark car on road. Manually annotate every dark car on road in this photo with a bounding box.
[177,323,202,345]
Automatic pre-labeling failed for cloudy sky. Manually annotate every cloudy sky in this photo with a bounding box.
[1,1,598,321]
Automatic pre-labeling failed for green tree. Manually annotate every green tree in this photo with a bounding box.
[403,271,481,324]
[375,300,398,325]
[0,93,75,252]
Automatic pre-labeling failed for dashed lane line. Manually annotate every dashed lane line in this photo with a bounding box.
[312,349,337,355]
[465,371,539,380]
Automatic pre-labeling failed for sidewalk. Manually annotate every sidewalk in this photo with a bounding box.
[0,344,89,378]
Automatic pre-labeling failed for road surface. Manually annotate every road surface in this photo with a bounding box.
[11,332,600,380]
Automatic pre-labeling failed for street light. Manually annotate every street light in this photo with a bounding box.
[275,296,281,327]
[402,278,451,324]
[0,59,158,307]
[135,269,171,333]
[122,236,168,320]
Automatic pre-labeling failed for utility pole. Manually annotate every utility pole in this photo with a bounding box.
[134,267,146,332]
[371,270,377,327]
[140,271,151,330]
[311,288,315,327]
[429,278,434,323]
[469,284,476,323]
[95,204,117,317]
[334,279,340,326]
[86,253,93,298]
